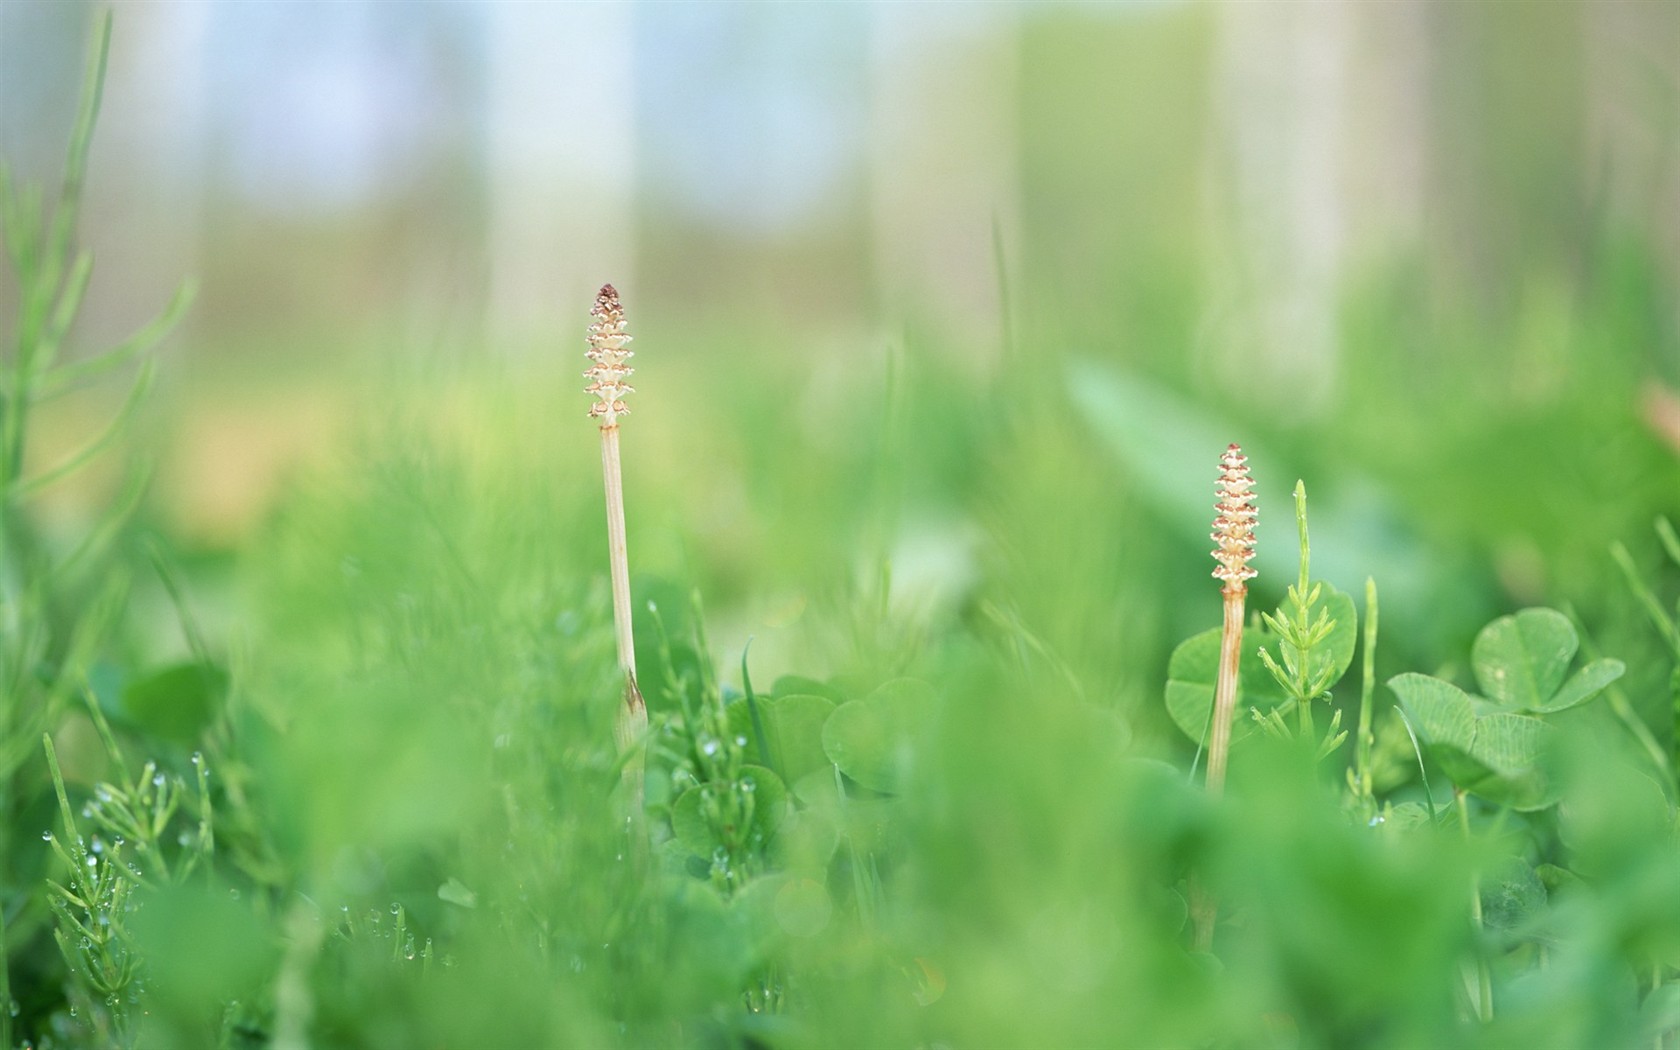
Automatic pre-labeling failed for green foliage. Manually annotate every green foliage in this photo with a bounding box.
[1166,481,1357,758]
[11,12,1680,1050]
[819,678,937,794]
[1391,609,1624,810]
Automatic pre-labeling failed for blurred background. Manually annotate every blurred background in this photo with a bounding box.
[2,0,1679,695]
[6,7,1680,1043]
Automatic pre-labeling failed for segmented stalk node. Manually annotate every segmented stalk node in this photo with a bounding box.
[1211,443,1258,590]
[585,283,634,425]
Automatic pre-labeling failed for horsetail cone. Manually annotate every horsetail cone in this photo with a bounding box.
[585,284,635,427]
[586,284,647,782]
[1211,443,1258,594]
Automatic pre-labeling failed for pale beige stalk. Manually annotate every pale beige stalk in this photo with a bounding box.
[1192,442,1257,951]
[586,284,648,807]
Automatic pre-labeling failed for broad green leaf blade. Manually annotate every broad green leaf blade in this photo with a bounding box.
[821,678,937,793]
[1316,585,1359,684]
[1471,608,1577,711]
[727,694,837,785]
[1165,625,1288,746]
[1468,713,1560,811]
[119,660,227,747]
[1531,658,1625,714]
[671,782,720,855]
[739,764,790,839]
[1386,674,1476,752]
[1468,712,1555,776]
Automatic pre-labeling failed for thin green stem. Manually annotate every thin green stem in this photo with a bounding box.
[1354,578,1380,815]
[1457,789,1493,1023]
[0,887,11,1050]
[1293,480,1310,596]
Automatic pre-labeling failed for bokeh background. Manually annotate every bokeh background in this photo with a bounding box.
[3,0,1679,712]
[7,4,1680,1046]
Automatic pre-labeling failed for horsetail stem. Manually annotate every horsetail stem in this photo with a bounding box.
[1193,442,1257,951]
[1206,442,1257,795]
[586,284,647,808]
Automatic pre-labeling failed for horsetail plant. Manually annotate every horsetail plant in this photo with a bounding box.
[585,284,648,810]
[2,15,190,1044]
[1193,443,1257,951]
[1253,482,1345,754]
[1206,443,1257,797]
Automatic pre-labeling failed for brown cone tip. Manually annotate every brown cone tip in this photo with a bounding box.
[1211,443,1258,588]
[593,284,621,317]
[585,283,634,424]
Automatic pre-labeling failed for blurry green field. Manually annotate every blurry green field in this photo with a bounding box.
[8,8,1680,1050]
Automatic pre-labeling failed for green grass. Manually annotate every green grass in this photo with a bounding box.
[9,12,1680,1050]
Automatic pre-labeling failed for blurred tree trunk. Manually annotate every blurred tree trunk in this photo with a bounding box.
[868,6,1019,369]
[485,3,635,354]
[1208,0,1361,414]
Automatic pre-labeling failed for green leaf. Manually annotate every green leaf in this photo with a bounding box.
[771,675,847,704]
[821,679,937,793]
[1531,658,1624,714]
[670,765,790,858]
[1386,674,1476,756]
[1471,608,1577,711]
[1478,858,1547,932]
[770,809,840,875]
[727,694,837,784]
[1388,673,1560,811]
[1164,625,1289,746]
[1469,713,1556,777]
[739,763,790,840]
[119,660,227,746]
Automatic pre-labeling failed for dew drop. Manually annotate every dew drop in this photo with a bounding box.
[735,735,748,747]
[41,830,52,841]
[152,774,165,787]
[190,752,203,766]
[85,855,97,868]
[700,738,720,757]
[228,888,241,900]
[390,902,402,915]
